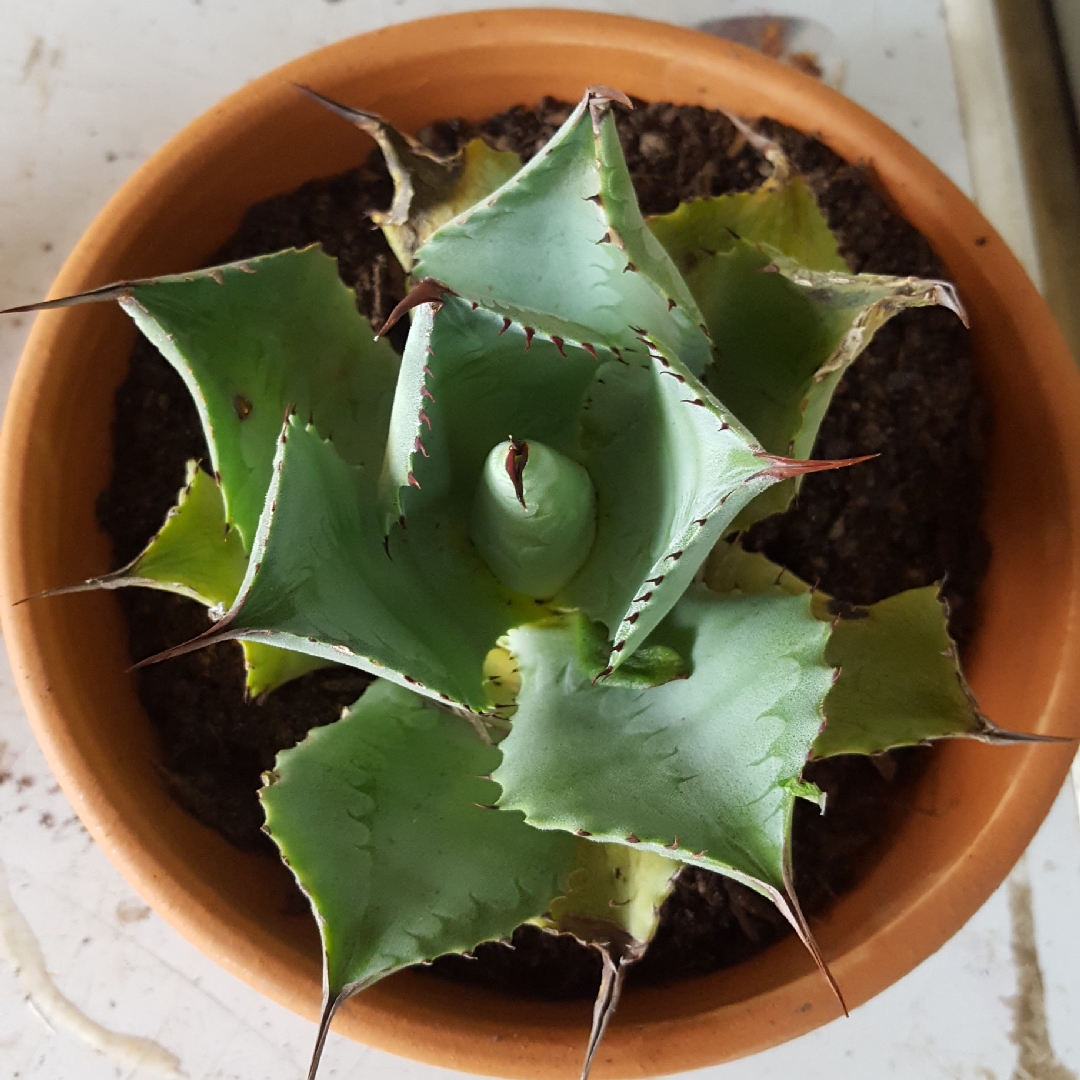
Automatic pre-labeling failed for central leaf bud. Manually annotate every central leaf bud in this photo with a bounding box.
[471,438,597,599]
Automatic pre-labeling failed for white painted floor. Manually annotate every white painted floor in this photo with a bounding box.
[1,2,1078,1079]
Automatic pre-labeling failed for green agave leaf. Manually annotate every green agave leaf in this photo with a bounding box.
[380,295,784,673]
[649,171,845,277]
[240,643,331,701]
[814,587,985,757]
[765,253,965,460]
[703,542,1031,757]
[37,459,330,698]
[384,137,522,272]
[380,296,598,532]
[561,338,781,667]
[573,615,688,689]
[184,415,534,711]
[413,87,712,376]
[117,246,401,549]
[297,87,521,272]
[493,586,833,895]
[261,679,577,1078]
[123,462,245,604]
[649,183,964,527]
[35,245,405,698]
[649,198,842,459]
[40,461,246,607]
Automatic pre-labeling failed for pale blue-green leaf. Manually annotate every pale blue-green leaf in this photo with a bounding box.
[261,679,576,1072]
[204,417,535,710]
[494,584,833,893]
[119,246,400,548]
[380,297,597,530]
[413,89,711,375]
[379,297,779,672]
[560,341,778,667]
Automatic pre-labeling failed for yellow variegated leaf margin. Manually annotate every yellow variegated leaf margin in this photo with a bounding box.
[544,837,680,955]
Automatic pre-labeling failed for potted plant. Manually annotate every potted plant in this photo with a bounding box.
[2,11,1078,1079]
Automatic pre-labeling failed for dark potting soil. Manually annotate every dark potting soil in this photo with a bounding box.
[96,97,989,998]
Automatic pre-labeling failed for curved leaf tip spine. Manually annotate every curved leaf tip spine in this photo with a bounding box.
[585,85,634,110]
[375,277,452,338]
[927,280,969,327]
[585,84,634,133]
[293,82,381,127]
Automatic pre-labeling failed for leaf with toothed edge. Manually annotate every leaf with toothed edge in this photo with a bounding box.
[748,253,965,464]
[378,294,809,674]
[380,296,598,533]
[557,335,790,670]
[493,583,843,1008]
[703,542,1059,756]
[384,137,522,271]
[590,101,704,333]
[260,679,577,1080]
[413,87,712,376]
[26,459,328,697]
[816,587,990,758]
[649,167,847,279]
[295,85,521,272]
[649,176,965,527]
[493,583,833,899]
[383,112,892,651]
[35,461,247,608]
[101,246,401,550]
[112,461,247,606]
[176,415,536,711]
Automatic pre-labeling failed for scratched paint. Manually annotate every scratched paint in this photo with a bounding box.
[1007,863,1077,1080]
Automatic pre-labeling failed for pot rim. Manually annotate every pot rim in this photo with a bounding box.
[2,9,1079,1079]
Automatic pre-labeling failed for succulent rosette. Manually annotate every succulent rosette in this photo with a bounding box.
[8,86,1048,1079]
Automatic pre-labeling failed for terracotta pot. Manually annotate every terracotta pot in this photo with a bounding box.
[2,9,1078,1078]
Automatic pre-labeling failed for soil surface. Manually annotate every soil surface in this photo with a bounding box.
[97,98,989,998]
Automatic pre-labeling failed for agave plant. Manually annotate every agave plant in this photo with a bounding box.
[6,86,1054,1079]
